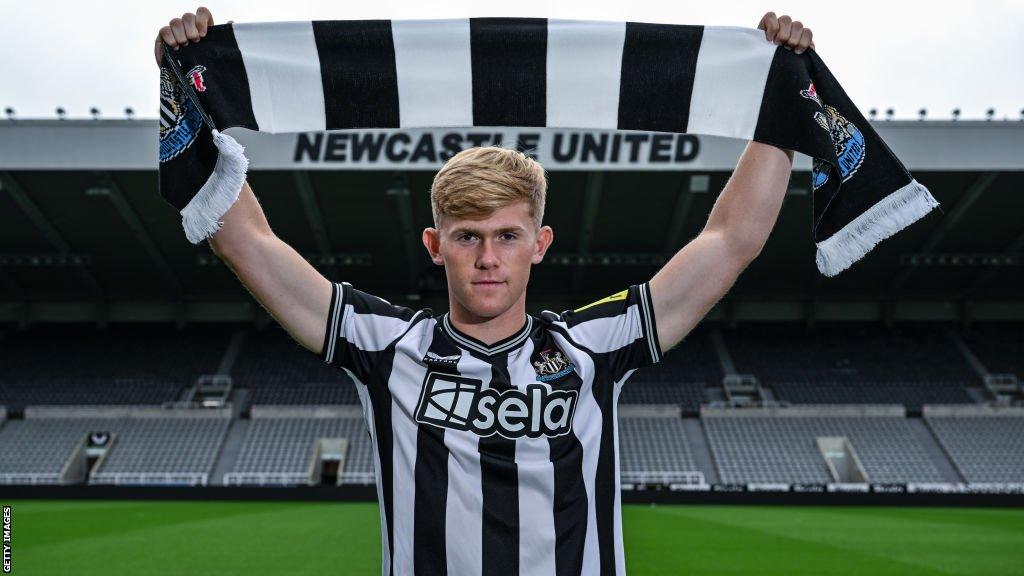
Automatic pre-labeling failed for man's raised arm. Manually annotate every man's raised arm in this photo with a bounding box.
[207,181,333,356]
[648,11,813,355]
[158,9,333,356]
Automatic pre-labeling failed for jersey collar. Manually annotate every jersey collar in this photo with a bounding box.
[442,312,533,357]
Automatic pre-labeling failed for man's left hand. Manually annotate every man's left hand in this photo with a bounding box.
[758,12,815,54]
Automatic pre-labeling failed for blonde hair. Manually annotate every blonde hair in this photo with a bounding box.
[430,145,547,230]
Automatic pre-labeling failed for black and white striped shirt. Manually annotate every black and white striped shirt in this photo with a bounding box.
[320,281,662,575]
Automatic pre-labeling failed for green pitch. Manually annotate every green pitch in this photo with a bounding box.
[6,500,1023,575]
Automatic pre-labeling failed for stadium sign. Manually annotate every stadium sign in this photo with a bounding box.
[827,483,871,493]
[711,483,746,492]
[746,483,790,492]
[790,483,827,493]
[291,129,701,169]
[2,120,1022,171]
[870,483,907,494]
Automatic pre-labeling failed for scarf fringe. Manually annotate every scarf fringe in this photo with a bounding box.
[816,179,940,277]
[180,129,250,244]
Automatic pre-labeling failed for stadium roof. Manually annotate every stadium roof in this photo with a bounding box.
[0,119,1021,324]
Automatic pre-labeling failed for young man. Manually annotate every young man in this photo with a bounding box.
[159,9,813,575]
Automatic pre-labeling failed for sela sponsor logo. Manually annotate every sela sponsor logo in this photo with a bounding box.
[415,372,578,439]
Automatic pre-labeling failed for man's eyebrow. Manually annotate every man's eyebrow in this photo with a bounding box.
[448,225,526,236]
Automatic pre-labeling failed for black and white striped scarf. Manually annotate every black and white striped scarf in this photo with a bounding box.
[158,18,940,276]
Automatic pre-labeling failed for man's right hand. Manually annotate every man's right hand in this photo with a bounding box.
[155,7,217,67]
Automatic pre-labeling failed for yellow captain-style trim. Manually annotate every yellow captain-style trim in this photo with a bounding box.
[573,288,628,313]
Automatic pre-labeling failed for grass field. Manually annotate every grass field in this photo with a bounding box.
[5,500,1023,575]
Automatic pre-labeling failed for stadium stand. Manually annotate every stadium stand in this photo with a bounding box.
[247,382,358,405]
[925,407,1024,483]
[720,322,976,409]
[958,321,1024,379]
[617,381,706,410]
[232,325,359,405]
[1,321,1022,489]
[89,417,230,485]
[621,324,720,410]
[703,408,945,484]
[0,413,230,485]
[0,323,234,410]
[618,411,701,484]
[768,381,974,410]
[0,377,183,411]
[226,416,374,485]
[0,417,104,482]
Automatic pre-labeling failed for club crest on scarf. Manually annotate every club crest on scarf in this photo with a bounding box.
[800,82,866,191]
[533,348,576,382]
[187,65,208,92]
[158,67,204,163]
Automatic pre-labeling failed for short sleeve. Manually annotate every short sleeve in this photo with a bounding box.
[320,281,422,382]
[550,281,662,380]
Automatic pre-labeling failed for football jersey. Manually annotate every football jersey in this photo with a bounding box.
[319,280,662,575]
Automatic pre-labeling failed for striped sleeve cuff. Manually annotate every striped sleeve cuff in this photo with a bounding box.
[638,281,662,364]
[320,281,346,365]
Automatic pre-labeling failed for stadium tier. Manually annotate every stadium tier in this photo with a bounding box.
[925,410,1024,483]
[0,417,110,482]
[0,323,235,409]
[622,323,719,410]
[618,412,700,485]
[230,325,351,388]
[0,321,1021,489]
[0,323,232,382]
[720,321,978,409]
[234,326,360,405]
[767,381,973,410]
[0,377,183,411]
[227,416,374,485]
[0,413,228,485]
[703,410,946,484]
[958,321,1024,380]
[246,381,359,405]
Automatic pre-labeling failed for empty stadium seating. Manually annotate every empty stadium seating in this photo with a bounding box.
[618,381,706,410]
[618,416,699,483]
[90,417,230,483]
[703,413,944,484]
[620,324,719,410]
[1,321,1021,488]
[247,382,359,405]
[228,417,374,484]
[0,378,183,411]
[722,322,976,408]
[0,323,232,382]
[231,325,351,388]
[0,323,234,409]
[0,417,109,480]
[958,322,1024,379]
[927,414,1024,483]
[0,415,229,485]
[768,381,973,410]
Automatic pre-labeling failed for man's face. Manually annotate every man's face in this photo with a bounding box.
[423,200,553,320]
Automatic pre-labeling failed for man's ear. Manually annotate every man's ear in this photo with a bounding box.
[422,227,444,265]
[531,225,554,264]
